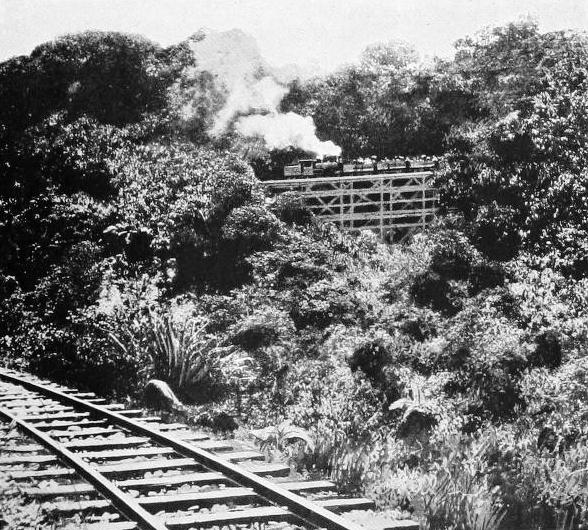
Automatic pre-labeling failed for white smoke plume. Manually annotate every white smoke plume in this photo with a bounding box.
[236,112,342,157]
[212,76,287,136]
[187,29,341,156]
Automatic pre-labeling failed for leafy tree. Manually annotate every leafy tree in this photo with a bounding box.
[438,22,588,274]
[0,31,192,133]
[281,40,474,158]
[108,141,266,290]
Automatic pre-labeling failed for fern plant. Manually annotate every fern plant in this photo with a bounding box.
[250,420,315,461]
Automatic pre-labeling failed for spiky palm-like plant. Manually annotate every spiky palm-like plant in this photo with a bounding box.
[110,311,254,397]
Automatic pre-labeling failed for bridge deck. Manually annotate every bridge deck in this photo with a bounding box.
[263,171,439,242]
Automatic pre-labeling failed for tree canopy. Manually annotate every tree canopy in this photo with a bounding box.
[0,31,193,133]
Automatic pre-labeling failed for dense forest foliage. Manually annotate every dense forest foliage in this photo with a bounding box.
[1,21,588,530]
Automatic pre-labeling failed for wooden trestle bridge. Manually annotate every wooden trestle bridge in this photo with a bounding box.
[263,168,439,242]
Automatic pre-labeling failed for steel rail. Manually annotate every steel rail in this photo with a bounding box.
[0,403,167,530]
[0,369,365,530]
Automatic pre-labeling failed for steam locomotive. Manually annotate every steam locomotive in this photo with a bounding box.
[283,155,438,178]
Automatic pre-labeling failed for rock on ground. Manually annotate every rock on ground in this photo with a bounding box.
[143,379,184,411]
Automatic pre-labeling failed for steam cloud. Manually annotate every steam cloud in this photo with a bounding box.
[188,29,341,157]
[236,112,342,157]
[213,76,287,136]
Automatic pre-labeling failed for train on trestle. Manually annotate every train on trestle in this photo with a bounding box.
[283,155,440,178]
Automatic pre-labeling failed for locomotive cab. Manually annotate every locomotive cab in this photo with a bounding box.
[299,159,316,177]
[283,156,344,178]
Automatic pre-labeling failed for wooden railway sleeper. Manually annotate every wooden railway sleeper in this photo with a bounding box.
[0,369,419,530]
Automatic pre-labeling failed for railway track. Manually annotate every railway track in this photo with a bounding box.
[0,369,418,530]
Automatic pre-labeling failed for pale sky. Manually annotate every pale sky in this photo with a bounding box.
[0,0,586,70]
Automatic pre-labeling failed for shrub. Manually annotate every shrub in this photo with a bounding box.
[390,385,440,442]
[203,153,263,222]
[249,230,341,290]
[348,339,402,402]
[229,307,294,351]
[289,278,368,330]
[103,224,153,263]
[30,115,123,199]
[230,320,279,351]
[530,331,562,369]
[193,405,240,432]
[468,261,506,295]
[484,287,520,319]
[201,205,285,289]
[380,305,441,347]
[400,317,438,342]
[409,272,458,314]
[470,203,522,261]
[221,205,283,253]
[450,332,529,420]
[29,241,104,323]
[169,228,208,289]
[270,191,313,226]
[280,358,387,447]
[25,316,143,397]
[0,278,25,345]
[429,230,478,280]
[348,339,392,381]
[196,292,250,333]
